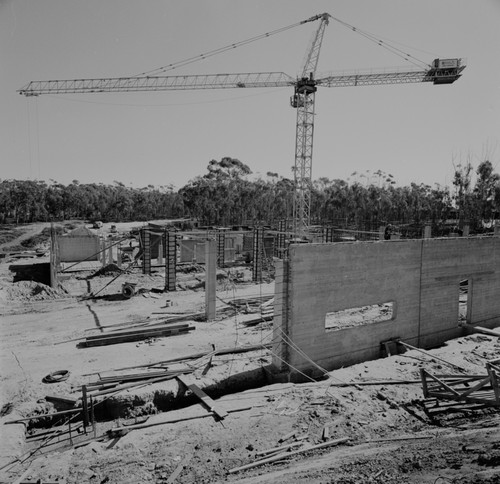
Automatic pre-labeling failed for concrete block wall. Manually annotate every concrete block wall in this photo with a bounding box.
[58,236,100,262]
[272,237,500,379]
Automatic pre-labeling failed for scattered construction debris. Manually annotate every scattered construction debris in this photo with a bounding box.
[421,358,500,407]
[227,437,350,475]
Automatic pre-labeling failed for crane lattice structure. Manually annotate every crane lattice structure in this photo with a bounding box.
[19,13,465,237]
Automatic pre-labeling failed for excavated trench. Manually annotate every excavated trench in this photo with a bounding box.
[0,362,279,471]
[22,361,281,434]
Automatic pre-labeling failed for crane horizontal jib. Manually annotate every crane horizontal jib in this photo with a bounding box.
[18,72,296,96]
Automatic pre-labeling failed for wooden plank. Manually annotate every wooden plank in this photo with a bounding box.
[97,370,181,383]
[109,343,271,371]
[5,407,81,424]
[88,373,186,397]
[471,326,500,337]
[176,375,228,419]
[398,340,467,372]
[227,437,350,475]
[82,385,89,430]
[420,368,429,398]
[278,431,296,443]
[424,372,460,397]
[166,454,192,483]
[255,441,304,457]
[458,376,492,398]
[85,323,190,340]
[45,394,78,406]
[487,365,500,404]
[83,326,194,347]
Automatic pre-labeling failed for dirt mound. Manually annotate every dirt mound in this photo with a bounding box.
[89,263,122,278]
[0,281,61,302]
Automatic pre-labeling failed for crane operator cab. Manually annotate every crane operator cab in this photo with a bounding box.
[291,74,317,108]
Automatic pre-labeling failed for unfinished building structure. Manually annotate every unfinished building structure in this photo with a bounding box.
[272,236,500,380]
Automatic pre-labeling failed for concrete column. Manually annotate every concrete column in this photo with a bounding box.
[158,241,164,265]
[116,245,122,269]
[205,239,216,321]
[107,244,113,264]
[379,226,386,240]
[272,260,289,374]
[494,221,500,237]
[424,225,432,239]
[165,231,176,292]
[142,229,151,275]
[252,227,263,282]
[101,239,106,267]
[216,229,225,268]
[462,225,470,237]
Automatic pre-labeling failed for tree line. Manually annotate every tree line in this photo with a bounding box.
[1,157,499,231]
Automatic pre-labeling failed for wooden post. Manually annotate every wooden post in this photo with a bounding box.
[108,244,113,265]
[494,221,500,237]
[205,239,216,321]
[90,395,96,438]
[424,225,432,239]
[325,226,334,243]
[82,385,89,433]
[462,224,470,237]
[379,226,386,240]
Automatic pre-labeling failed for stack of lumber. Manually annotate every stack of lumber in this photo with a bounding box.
[224,294,274,313]
[217,293,275,326]
[81,368,194,398]
[80,323,195,347]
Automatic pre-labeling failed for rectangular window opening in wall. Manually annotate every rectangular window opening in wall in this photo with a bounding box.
[325,302,395,332]
[458,279,470,324]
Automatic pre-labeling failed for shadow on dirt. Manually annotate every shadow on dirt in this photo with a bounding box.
[9,262,51,285]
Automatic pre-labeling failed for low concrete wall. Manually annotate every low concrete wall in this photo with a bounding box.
[272,237,500,379]
[58,236,100,262]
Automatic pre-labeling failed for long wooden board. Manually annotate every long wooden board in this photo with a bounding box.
[85,323,190,340]
[83,326,194,347]
[176,375,228,419]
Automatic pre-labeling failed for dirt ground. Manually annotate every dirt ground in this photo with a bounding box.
[1,221,499,484]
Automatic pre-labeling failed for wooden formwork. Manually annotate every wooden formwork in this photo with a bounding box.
[420,358,500,407]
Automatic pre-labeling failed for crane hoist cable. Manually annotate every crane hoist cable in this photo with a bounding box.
[132,16,323,78]
[329,14,430,69]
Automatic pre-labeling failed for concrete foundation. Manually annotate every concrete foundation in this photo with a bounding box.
[272,237,500,379]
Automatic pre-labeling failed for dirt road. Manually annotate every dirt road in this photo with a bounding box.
[0,222,51,251]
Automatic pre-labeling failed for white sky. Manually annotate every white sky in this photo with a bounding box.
[1,0,499,190]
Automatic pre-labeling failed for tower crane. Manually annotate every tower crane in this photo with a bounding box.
[19,13,465,236]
